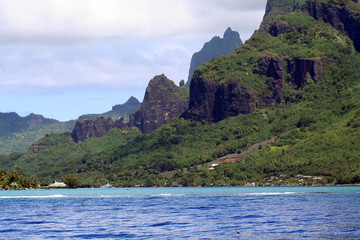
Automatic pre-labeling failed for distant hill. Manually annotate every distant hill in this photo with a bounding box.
[78,96,141,121]
[0,112,75,154]
[185,27,243,87]
[0,97,141,154]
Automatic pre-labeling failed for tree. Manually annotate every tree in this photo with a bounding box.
[0,168,7,186]
[4,166,32,189]
[63,173,81,188]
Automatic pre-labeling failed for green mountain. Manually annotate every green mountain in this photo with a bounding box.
[2,0,360,187]
[78,96,141,121]
[0,112,75,154]
[0,97,141,155]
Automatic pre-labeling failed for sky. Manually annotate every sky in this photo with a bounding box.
[0,0,268,121]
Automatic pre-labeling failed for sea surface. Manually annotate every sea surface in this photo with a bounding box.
[0,186,360,239]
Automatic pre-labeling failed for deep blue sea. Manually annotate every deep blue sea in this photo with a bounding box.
[0,186,360,239]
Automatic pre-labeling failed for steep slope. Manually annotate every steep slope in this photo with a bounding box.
[71,117,127,143]
[185,27,243,87]
[78,96,141,121]
[129,74,189,134]
[259,0,307,30]
[183,2,355,123]
[303,0,360,52]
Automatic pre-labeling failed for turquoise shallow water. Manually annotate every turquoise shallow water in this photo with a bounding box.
[0,186,359,239]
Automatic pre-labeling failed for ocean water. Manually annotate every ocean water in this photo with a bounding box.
[0,186,359,239]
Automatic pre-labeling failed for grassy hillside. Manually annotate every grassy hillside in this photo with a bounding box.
[2,1,360,187]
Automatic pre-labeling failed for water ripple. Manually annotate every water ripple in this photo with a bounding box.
[0,186,359,239]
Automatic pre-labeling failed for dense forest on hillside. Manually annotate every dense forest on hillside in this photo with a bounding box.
[1,0,360,187]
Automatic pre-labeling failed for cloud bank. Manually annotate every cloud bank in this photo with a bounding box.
[0,0,267,120]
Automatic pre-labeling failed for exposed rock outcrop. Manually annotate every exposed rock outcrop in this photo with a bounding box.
[183,54,329,123]
[71,117,126,143]
[129,74,189,134]
[258,55,330,88]
[71,74,189,141]
[261,0,360,52]
[267,21,296,37]
[287,57,330,87]
[182,70,276,123]
[303,0,360,52]
[182,0,353,124]
[185,27,243,87]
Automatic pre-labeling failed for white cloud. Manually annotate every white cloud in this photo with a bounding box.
[0,0,193,42]
[0,0,268,120]
[0,0,266,43]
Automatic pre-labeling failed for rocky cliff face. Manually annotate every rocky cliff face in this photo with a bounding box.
[261,0,360,52]
[129,74,189,134]
[303,0,360,52]
[71,117,126,143]
[182,70,276,122]
[71,75,189,141]
[182,54,329,123]
[182,0,352,123]
[185,27,243,87]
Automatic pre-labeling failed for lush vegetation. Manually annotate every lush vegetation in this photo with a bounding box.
[309,0,360,12]
[259,0,307,30]
[0,166,38,190]
[63,173,81,188]
[1,2,360,187]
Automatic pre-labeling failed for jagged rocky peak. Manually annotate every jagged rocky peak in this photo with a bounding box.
[185,27,243,87]
[129,74,189,134]
[71,117,126,143]
[182,0,358,123]
[223,27,240,40]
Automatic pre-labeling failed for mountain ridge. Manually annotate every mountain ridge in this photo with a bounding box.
[78,96,141,121]
[0,96,141,154]
[185,27,243,87]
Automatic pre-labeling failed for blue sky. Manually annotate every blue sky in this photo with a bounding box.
[0,0,267,121]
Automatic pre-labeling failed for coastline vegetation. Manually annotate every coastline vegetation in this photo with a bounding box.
[1,2,360,188]
[0,166,38,190]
